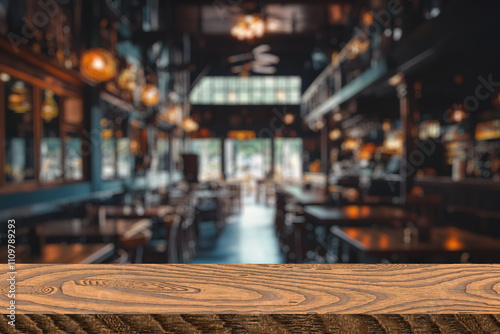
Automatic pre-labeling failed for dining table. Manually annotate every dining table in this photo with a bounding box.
[331,226,500,263]
[0,243,115,264]
[100,205,173,219]
[40,218,152,244]
[304,205,410,226]
[282,185,331,206]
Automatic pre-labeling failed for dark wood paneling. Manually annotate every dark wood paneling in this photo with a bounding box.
[2,314,500,333]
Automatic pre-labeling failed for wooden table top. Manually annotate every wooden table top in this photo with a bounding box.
[283,185,329,206]
[102,205,172,219]
[0,243,114,264]
[1,264,500,314]
[332,226,500,257]
[305,205,409,225]
[41,218,151,238]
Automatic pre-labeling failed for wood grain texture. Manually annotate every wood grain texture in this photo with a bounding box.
[1,314,500,333]
[1,264,500,314]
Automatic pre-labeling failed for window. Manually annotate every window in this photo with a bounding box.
[274,138,303,182]
[0,70,87,189]
[190,76,302,105]
[100,105,131,180]
[188,139,222,181]
[64,133,83,181]
[40,89,62,182]
[4,78,35,183]
[224,139,272,180]
[116,117,131,178]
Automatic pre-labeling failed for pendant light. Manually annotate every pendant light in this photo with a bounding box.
[41,90,59,121]
[182,117,199,133]
[80,48,117,83]
[8,81,32,113]
[141,84,160,107]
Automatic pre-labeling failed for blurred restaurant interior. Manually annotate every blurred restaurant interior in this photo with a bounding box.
[1,0,500,265]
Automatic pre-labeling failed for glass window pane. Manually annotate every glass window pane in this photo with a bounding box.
[274,138,303,182]
[157,136,169,171]
[101,113,116,180]
[40,89,62,182]
[4,79,35,183]
[214,91,224,104]
[188,139,221,181]
[64,133,83,181]
[240,91,250,104]
[251,90,262,103]
[101,138,116,180]
[251,77,262,90]
[264,77,274,89]
[264,90,274,103]
[189,76,301,105]
[117,138,131,178]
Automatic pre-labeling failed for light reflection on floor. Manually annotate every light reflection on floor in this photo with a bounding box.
[191,195,284,264]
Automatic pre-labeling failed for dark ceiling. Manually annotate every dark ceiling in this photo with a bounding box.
[173,0,361,90]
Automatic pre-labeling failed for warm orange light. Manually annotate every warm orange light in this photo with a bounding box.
[231,14,266,41]
[80,48,117,82]
[182,117,199,133]
[101,129,114,139]
[382,120,391,132]
[159,104,182,124]
[41,90,59,121]
[379,234,389,250]
[345,206,360,218]
[362,12,374,26]
[118,65,138,91]
[130,139,140,154]
[360,206,371,216]
[227,130,257,140]
[342,138,359,151]
[141,84,160,107]
[283,113,295,125]
[451,109,467,123]
[7,81,32,113]
[444,236,463,251]
[329,129,342,141]
[361,234,371,247]
[345,228,359,238]
[358,143,377,160]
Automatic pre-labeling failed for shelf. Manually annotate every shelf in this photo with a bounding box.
[415,176,500,191]
[304,59,389,123]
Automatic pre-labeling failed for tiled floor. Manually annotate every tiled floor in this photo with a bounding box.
[192,196,284,264]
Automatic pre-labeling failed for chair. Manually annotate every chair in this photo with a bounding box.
[118,229,152,263]
[228,183,242,214]
[175,200,198,263]
[404,194,444,241]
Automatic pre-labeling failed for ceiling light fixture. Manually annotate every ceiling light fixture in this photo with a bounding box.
[80,48,117,83]
[141,84,160,107]
[182,117,199,133]
[8,81,32,114]
[283,112,295,125]
[231,14,266,41]
[41,90,59,121]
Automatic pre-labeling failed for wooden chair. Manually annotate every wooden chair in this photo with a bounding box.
[118,229,152,263]
[177,201,197,263]
[228,183,242,214]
